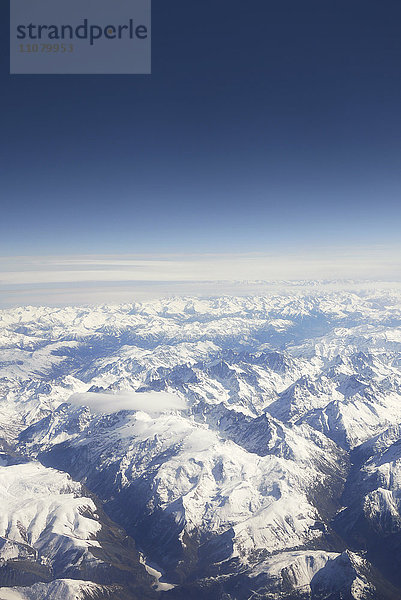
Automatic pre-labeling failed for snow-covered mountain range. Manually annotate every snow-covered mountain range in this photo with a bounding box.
[1,289,401,599]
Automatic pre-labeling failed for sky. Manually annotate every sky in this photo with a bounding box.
[1,0,401,303]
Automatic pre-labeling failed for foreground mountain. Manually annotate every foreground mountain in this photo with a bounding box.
[0,289,401,598]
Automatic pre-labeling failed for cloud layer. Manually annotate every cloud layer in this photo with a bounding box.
[1,248,400,307]
[69,390,187,415]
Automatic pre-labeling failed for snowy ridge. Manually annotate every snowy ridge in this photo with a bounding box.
[0,579,105,600]
[0,461,101,565]
[0,291,401,598]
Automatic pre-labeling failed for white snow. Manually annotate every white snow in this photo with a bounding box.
[0,579,105,600]
[0,462,101,566]
[0,290,400,597]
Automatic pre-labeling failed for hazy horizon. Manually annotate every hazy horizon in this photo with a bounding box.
[1,246,400,307]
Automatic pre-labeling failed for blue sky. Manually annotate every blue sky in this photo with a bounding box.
[1,1,401,287]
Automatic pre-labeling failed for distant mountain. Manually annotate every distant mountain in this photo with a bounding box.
[0,290,401,599]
